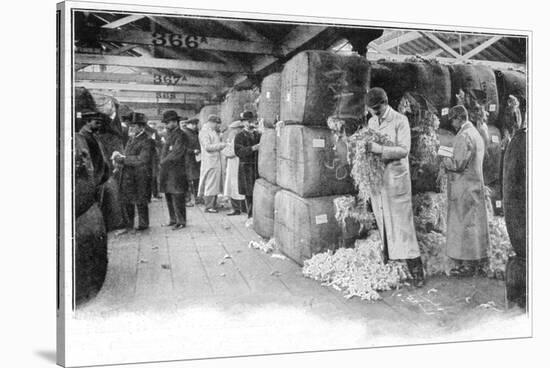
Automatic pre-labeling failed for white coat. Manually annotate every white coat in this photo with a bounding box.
[197,126,225,197]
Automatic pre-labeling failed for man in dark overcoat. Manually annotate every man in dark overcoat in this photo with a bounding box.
[180,118,202,206]
[234,111,262,218]
[159,110,189,230]
[144,122,163,200]
[114,112,154,231]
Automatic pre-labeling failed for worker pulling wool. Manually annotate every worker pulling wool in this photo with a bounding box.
[364,87,425,288]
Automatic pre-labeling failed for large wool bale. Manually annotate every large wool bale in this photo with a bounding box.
[199,104,220,129]
[280,51,369,129]
[257,73,281,129]
[252,179,282,238]
[484,124,503,187]
[274,190,347,265]
[277,125,355,197]
[89,91,118,118]
[495,69,527,120]
[99,175,126,232]
[503,128,527,258]
[75,133,97,218]
[450,64,499,127]
[258,128,277,183]
[220,89,259,133]
[370,61,451,120]
[75,203,108,305]
[505,256,527,309]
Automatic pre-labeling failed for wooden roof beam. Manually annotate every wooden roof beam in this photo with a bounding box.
[76,71,226,87]
[115,96,209,104]
[373,31,422,51]
[75,81,214,94]
[425,35,487,57]
[75,54,250,73]
[457,36,503,61]
[101,14,145,29]
[421,31,461,58]
[215,19,271,42]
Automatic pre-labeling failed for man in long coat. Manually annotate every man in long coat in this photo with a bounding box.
[442,105,489,276]
[114,112,154,231]
[144,122,163,200]
[234,111,261,218]
[365,88,424,287]
[198,115,227,213]
[159,110,189,230]
[180,118,202,206]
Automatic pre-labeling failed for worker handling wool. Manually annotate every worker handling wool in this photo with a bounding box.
[441,105,489,277]
[364,87,425,288]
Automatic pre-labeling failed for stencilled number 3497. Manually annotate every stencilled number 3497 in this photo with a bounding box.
[151,32,204,48]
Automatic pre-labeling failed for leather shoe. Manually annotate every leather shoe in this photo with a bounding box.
[172,224,185,230]
[227,211,241,216]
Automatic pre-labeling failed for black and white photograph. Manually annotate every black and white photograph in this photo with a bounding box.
[49,0,538,366]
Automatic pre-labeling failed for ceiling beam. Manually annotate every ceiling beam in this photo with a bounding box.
[215,19,271,42]
[75,81,214,94]
[425,35,486,57]
[97,29,279,55]
[76,71,226,87]
[457,35,503,61]
[115,96,209,104]
[421,31,461,58]
[75,54,250,73]
[373,31,422,51]
[101,14,145,29]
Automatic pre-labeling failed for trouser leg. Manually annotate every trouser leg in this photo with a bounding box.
[245,195,253,218]
[204,195,216,210]
[165,193,176,224]
[124,203,135,229]
[230,198,242,213]
[172,193,187,225]
[192,179,200,198]
[151,175,158,198]
[136,202,149,228]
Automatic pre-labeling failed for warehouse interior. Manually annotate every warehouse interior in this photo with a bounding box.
[69,9,528,366]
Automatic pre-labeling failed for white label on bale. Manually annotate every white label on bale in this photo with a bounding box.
[312,139,325,148]
[266,91,271,99]
[286,92,291,102]
[77,112,82,118]
[489,104,497,112]
[315,214,328,225]
[496,200,502,208]
[441,108,449,116]
[492,135,500,143]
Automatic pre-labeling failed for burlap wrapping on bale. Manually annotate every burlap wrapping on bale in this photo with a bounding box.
[257,73,281,129]
[220,89,259,136]
[257,128,277,184]
[252,179,281,239]
[495,69,527,125]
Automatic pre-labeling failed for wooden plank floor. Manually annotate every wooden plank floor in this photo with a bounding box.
[76,197,524,337]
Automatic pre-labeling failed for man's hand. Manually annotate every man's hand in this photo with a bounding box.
[366,141,383,154]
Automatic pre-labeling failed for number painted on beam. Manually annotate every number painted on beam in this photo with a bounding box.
[153,74,187,86]
[150,32,207,49]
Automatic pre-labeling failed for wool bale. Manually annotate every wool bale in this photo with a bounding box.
[258,128,277,183]
[75,133,97,218]
[503,128,527,258]
[505,256,527,309]
[252,179,281,238]
[484,124,503,187]
[220,89,259,134]
[274,190,347,265]
[450,64,499,127]
[75,203,108,305]
[495,69,527,121]
[99,174,126,232]
[257,73,281,128]
[280,51,369,129]
[277,125,355,197]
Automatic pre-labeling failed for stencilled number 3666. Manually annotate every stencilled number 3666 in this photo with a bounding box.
[152,32,200,48]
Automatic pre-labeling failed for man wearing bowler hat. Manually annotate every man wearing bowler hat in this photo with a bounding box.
[159,110,189,230]
[114,112,155,231]
[365,87,425,288]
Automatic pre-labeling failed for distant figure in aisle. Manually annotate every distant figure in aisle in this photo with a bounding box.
[180,118,202,206]
[223,120,246,216]
[234,111,261,218]
[364,87,425,288]
[159,110,189,230]
[198,114,227,213]
[114,112,154,231]
[442,105,489,277]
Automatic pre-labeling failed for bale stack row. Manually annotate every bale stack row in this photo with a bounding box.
[253,51,370,265]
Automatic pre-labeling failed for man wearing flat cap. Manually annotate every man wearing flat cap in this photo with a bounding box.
[442,104,489,277]
[180,118,202,206]
[114,112,155,231]
[234,110,262,218]
[198,114,227,213]
[159,110,189,230]
[365,87,425,287]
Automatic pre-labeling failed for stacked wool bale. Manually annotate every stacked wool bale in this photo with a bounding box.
[220,89,260,138]
[369,60,453,276]
[253,73,282,238]
[450,64,503,214]
[273,51,369,265]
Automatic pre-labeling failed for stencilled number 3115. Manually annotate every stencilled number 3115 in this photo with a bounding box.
[151,32,203,48]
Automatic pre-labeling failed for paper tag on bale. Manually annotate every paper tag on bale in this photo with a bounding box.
[286,92,291,102]
[496,200,502,208]
[77,112,82,118]
[315,214,328,225]
[489,104,497,112]
[266,91,271,99]
[312,139,325,148]
[492,135,499,144]
[441,108,449,116]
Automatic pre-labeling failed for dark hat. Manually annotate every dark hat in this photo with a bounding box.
[185,118,200,125]
[240,110,255,121]
[128,112,148,125]
[207,114,221,124]
[366,87,388,108]
[448,105,469,121]
[162,110,181,123]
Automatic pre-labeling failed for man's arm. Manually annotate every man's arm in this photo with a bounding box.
[380,117,410,160]
[161,133,187,164]
[442,134,473,173]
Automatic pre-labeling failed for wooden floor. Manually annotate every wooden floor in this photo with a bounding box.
[71,197,530,366]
